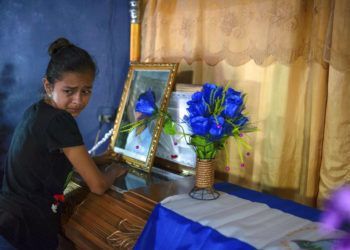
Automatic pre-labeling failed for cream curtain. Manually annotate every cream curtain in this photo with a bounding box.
[141,0,350,207]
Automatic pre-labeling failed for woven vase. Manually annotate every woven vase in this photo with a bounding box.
[189,159,220,200]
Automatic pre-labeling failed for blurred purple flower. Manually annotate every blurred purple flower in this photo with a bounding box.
[320,185,350,250]
[321,185,350,232]
[334,236,350,250]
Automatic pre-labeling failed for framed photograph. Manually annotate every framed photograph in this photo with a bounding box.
[154,84,202,175]
[109,63,178,173]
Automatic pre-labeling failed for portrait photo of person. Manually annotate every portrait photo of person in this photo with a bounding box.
[113,69,170,162]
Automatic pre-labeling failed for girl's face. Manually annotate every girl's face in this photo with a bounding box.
[44,72,94,117]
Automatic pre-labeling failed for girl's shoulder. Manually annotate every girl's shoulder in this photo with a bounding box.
[21,99,77,135]
[36,100,75,125]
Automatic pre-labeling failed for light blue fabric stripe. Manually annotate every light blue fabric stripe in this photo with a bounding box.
[214,182,321,222]
[134,204,256,250]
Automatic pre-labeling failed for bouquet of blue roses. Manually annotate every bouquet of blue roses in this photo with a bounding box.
[122,84,255,166]
[184,83,255,162]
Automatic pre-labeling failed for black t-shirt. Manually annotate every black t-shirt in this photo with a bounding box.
[0,100,83,249]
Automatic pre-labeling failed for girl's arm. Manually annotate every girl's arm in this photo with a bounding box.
[63,145,127,195]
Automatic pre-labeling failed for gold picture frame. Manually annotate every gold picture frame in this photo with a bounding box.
[109,63,178,173]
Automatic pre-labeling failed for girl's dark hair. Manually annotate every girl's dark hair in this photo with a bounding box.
[45,37,96,84]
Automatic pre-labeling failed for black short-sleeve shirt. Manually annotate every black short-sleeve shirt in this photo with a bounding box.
[0,100,84,249]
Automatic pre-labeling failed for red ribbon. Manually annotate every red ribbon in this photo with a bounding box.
[53,194,65,203]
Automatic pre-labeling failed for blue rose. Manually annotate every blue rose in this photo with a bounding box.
[187,91,208,117]
[222,99,242,118]
[189,116,210,136]
[222,88,243,119]
[223,121,233,136]
[208,116,225,140]
[202,83,223,106]
[234,115,249,127]
[187,101,208,117]
[135,89,157,116]
[225,88,241,100]
[191,91,203,102]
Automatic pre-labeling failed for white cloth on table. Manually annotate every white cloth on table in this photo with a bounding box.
[161,193,345,249]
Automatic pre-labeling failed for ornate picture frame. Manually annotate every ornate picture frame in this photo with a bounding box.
[109,63,178,173]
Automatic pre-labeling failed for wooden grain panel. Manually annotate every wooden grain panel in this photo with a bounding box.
[122,191,156,212]
[63,177,194,249]
[71,205,117,237]
[63,192,151,249]
[74,198,125,228]
[87,194,149,223]
[65,219,111,249]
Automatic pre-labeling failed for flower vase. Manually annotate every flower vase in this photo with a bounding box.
[189,159,220,200]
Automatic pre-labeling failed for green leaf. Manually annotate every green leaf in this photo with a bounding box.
[163,119,176,135]
[191,135,209,146]
[190,135,217,160]
[204,141,215,152]
[206,150,217,159]
[198,150,205,159]
[120,119,145,133]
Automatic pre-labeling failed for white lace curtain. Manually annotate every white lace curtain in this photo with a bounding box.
[142,0,350,72]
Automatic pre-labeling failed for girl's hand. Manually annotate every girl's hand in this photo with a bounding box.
[63,145,126,195]
[104,162,128,179]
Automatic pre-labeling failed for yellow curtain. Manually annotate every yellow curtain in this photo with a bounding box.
[141,0,350,207]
